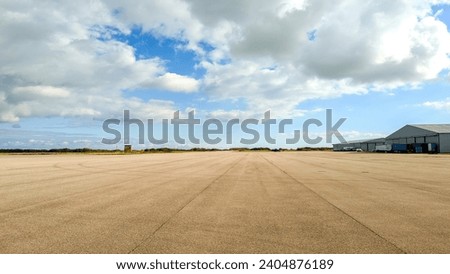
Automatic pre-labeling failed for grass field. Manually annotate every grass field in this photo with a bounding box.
[1,151,449,254]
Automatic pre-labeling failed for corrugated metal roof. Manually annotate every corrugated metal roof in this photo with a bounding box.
[409,124,450,134]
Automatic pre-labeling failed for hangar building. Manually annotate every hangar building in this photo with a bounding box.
[386,124,450,153]
[333,124,450,153]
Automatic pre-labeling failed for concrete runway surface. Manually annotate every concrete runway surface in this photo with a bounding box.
[1,151,449,254]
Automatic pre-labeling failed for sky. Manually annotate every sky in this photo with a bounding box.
[1,0,450,149]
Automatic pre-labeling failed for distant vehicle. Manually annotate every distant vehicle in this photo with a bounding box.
[343,147,355,151]
[375,144,407,153]
[355,148,363,152]
[375,144,391,152]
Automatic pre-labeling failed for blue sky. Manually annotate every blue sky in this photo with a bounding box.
[1,1,450,149]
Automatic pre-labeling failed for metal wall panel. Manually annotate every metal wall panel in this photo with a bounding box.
[439,134,450,153]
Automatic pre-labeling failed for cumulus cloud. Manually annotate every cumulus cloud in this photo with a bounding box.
[193,0,450,115]
[0,0,198,122]
[1,0,450,122]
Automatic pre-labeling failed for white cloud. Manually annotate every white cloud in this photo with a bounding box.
[149,73,200,93]
[12,86,70,99]
[1,0,450,123]
[201,60,368,116]
[0,0,198,122]
[194,0,450,115]
[422,98,450,110]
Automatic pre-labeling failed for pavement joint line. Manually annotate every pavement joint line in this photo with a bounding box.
[259,154,408,254]
[127,154,247,254]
